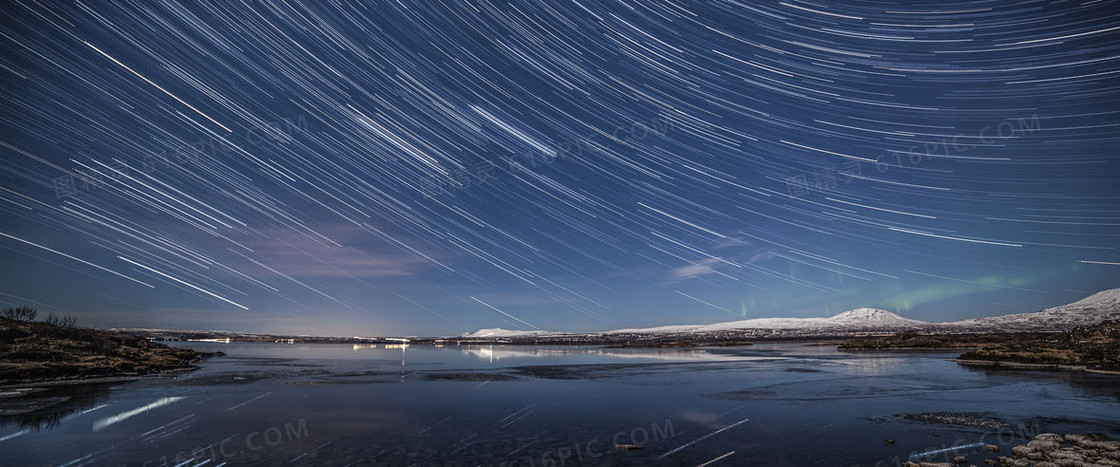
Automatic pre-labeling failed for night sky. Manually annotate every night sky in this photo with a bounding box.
[1,1,1118,336]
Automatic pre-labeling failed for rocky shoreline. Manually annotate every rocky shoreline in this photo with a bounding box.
[956,359,1120,376]
[0,315,226,422]
[0,316,221,385]
[842,320,1120,374]
[987,433,1117,467]
[896,433,1119,467]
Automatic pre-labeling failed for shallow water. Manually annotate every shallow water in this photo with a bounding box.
[1,342,1118,466]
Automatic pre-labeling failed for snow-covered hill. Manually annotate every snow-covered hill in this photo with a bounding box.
[950,288,1120,331]
[466,308,934,338]
[459,328,557,338]
[602,317,834,335]
[459,288,1120,338]
[826,307,928,328]
[603,307,929,335]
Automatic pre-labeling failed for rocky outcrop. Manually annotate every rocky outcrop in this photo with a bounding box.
[984,433,1120,467]
[0,317,218,383]
[958,320,1120,372]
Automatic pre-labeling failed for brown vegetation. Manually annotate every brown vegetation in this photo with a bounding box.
[840,320,1120,372]
[958,320,1120,371]
[0,310,217,383]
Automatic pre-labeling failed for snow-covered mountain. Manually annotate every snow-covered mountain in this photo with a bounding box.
[464,308,933,338]
[602,307,929,335]
[459,328,558,338]
[603,317,831,334]
[826,307,927,327]
[459,288,1120,339]
[949,287,1120,331]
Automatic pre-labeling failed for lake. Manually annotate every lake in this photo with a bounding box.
[2,342,1118,466]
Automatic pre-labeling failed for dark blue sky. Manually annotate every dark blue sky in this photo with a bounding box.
[1,0,1118,336]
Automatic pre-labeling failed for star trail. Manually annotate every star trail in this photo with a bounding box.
[1,0,1118,336]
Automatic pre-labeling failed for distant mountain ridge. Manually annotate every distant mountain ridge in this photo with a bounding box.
[464,308,925,338]
[462,287,1120,338]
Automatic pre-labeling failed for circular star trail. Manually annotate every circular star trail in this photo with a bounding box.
[1,0,1118,335]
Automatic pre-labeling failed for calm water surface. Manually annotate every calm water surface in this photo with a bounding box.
[2,343,1118,466]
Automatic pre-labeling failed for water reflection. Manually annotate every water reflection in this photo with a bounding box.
[833,356,909,375]
[959,365,1120,401]
[353,343,409,366]
[0,382,118,431]
[455,345,758,363]
[92,396,185,432]
[2,344,1117,467]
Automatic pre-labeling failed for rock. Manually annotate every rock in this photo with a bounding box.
[1050,450,1085,461]
[1011,445,1034,457]
[1076,439,1098,448]
[918,462,952,467]
[884,439,896,446]
[1034,463,1057,467]
[954,456,967,464]
[614,444,643,451]
[985,444,1000,452]
[900,462,919,467]
[1028,439,1061,451]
